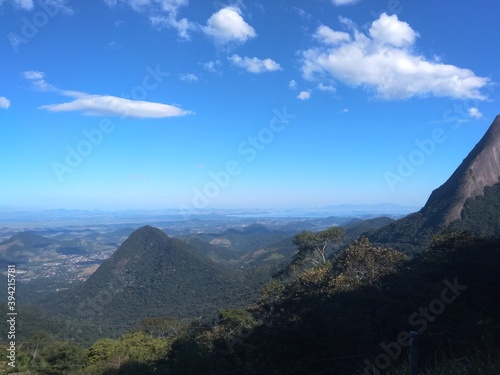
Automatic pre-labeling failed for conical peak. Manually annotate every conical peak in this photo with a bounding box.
[423,114,500,225]
[129,225,167,238]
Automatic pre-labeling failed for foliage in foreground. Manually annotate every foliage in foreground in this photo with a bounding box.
[3,232,500,375]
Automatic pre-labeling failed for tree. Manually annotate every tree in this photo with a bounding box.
[293,227,346,265]
[332,237,407,289]
[138,316,188,339]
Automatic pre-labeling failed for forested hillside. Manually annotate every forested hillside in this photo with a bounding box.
[3,232,499,374]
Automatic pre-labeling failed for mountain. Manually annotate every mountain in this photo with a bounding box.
[340,216,395,241]
[58,226,255,331]
[179,224,291,257]
[0,231,59,264]
[370,115,500,251]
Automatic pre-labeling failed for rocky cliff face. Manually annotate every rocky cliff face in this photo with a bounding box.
[369,115,500,252]
[423,115,500,225]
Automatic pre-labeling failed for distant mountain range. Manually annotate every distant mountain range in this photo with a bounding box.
[0,204,416,228]
[0,231,85,264]
[369,115,500,252]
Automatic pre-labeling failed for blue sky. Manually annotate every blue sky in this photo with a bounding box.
[1,0,499,212]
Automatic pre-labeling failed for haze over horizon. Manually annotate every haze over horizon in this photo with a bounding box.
[1,0,499,212]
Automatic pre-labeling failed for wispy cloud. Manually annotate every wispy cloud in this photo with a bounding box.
[24,70,192,119]
[1,0,33,10]
[202,60,221,73]
[331,0,361,6]
[317,82,336,92]
[23,70,54,91]
[288,80,297,90]
[6,0,74,14]
[301,13,490,100]
[104,0,193,40]
[0,97,10,109]
[202,6,256,45]
[40,95,191,118]
[149,14,195,40]
[179,73,199,82]
[229,55,281,74]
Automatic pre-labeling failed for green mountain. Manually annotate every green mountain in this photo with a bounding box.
[179,224,292,260]
[0,231,64,264]
[54,226,257,335]
[341,216,395,241]
[369,115,500,252]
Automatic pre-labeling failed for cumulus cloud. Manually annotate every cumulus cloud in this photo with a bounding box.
[24,70,191,119]
[0,97,10,109]
[40,95,191,118]
[301,13,489,100]
[297,90,311,100]
[105,0,193,39]
[229,55,281,74]
[468,107,483,119]
[314,25,350,45]
[202,6,256,45]
[288,80,297,89]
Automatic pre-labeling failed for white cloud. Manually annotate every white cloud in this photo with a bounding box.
[202,6,256,45]
[331,0,361,5]
[105,0,192,39]
[297,90,311,100]
[468,107,483,119]
[179,73,198,82]
[369,12,417,47]
[23,70,54,90]
[293,7,310,20]
[288,80,297,89]
[314,25,350,45]
[0,97,10,109]
[15,0,33,10]
[202,60,221,73]
[149,14,194,40]
[40,95,191,118]
[24,70,191,119]
[301,13,489,100]
[6,0,74,14]
[1,0,34,10]
[229,55,281,74]
[317,82,336,92]
[23,70,44,80]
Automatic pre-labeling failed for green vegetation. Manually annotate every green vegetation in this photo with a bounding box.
[449,181,500,237]
[293,226,346,264]
[35,226,261,343]
[5,227,499,374]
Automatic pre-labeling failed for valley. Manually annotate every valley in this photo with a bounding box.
[0,211,398,299]
[1,118,500,374]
